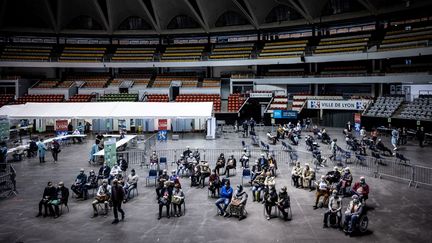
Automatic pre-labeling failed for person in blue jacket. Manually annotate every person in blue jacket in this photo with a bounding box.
[37,139,47,163]
[88,140,100,164]
[215,180,233,216]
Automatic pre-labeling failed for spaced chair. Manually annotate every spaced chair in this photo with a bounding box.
[146,169,158,187]
[241,168,251,186]
[159,157,168,169]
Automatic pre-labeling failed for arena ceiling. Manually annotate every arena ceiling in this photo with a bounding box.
[0,0,431,35]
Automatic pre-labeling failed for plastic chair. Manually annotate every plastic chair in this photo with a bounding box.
[159,157,168,169]
[146,169,158,187]
[241,168,251,186]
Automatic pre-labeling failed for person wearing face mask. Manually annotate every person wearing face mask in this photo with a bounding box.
[215,153,225,175]
[350,177,369,202]
[215,180,233,217]
[323,190,342,228]
[36,181,57,217]
[110,164,122,184]
[258,154,268,171]
[156,169,169,199]
[98,163,111,181]
[314,175,330,210]
[343,195,363,234]
[337,167,353,195]
[149,151,159,169]
[223,155,236,177]
[192,147,200,162]
[158,181,172,220]
[84,170,98,200]
[277,186,290,221]
[264,185,278,220]
[110,179,125,224]
[49,181,69,218]
[172,183,185,217]
[88,140,100,164]
[71,168,87,199]
[123,169,139,203]
[291,162,302,188]
[226,184,248,220]
[92,179,111,217]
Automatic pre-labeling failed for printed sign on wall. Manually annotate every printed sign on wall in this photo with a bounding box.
[307,100,367,110]
[55,120,68,131]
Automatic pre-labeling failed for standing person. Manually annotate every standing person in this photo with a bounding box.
[416,127,425,148]
[88,140,100,164]
[370,128,378,144]
[329,139,337,161]
[37,139,47,163]
[346,121,352,133]
[391,128,399,151]
[360,127,366,138]
[249,118,255,132]
[0,141,7,164]
[67,122,73,135]
[400,127,408,145]
[242,120,249,137]
[51,139,60,163]
[110,179,125,224]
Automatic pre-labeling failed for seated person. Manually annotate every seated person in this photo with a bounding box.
[71,168,87,198]
[323,190,342,228]
[350,176,369,202]
[240,152,249,168]
[110,164,122,184]
[149,151,159,169]
[251,161,262,182]
[215,153,226,175]
[123,169,139,202]
[268,155,278,176]
[117,155,128,175]
[337,167,353,195]
[169,170,180,186]
[186,153,197,167]
[72,129,82,143]
[258,154,268,171]
[276,125,285,139]
[301,163,315,191]
[182,146,192,158]
[199,161,211,188]
[251,171,266,202]
[190,164,201,187]
[215,180,233,216]
[36,181,57,217]
[264,185,278,220]
[156,170,169,198]
[264,171,276,193]
[27,139,38,157]
[326,166,341,185]
[176,154,189,176]
[277,186,290,221]
[171,183,185,217]
[321,129,331,144]
[192,147,200,162]
[227,184,248,220]
[313,149,327,167]
[291,162,302,188]
[267,131,278,145]
[223,155,236,177]
[208,169,221,198]
[49,181,69,218]
[343,195,363,234]
[158,181,172,220]
[83,170,98,200]
[314,175,330,209]
[98,163,111,180]
[376,139,393,156]
[91,179,111,217]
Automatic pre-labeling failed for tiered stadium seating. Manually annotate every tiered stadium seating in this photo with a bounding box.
[13,94,64,104]
[315,34,370,54]
[59,46,106,62]
[152,77,198,88]
[115,74,151,87]
[98,93,138,102]
[65,74,110,88]
[202,78,221,88]
[320,66,367,76]
[209,43,254,59]
[0,45,52,61]
[57,81,75,88]
[259,40,307,59]
[68,94,94,102]
[379,26,432,51]
[397,96,432,121]
[146,94,169,102]
[364,96,404,117]
[268,96,288,112]
[0,94,14,107]
[181,80,198,87]
[175,94,221,112]
[161,45,204,62]
[111,47,156,62]
[33,80,60,88]
[228,94,246,112]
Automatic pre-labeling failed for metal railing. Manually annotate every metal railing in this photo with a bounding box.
[117,146,432,189]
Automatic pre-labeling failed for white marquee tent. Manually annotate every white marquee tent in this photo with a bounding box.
[0,102,214,119]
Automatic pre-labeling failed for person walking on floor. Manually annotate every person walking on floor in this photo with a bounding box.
[110,179,125,224]
[416,127,425,148]
[51,139,61,163]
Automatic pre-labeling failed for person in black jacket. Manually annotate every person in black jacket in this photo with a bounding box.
[36,181,57,217]
[417,127,425,147]
[111,179,125,224]
[51,140,61,163]
[158,181,172,220]
[98,163,111,180]
[49,181,69,218]
[264,185,278,220]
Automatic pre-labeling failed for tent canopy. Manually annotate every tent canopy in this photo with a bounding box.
[0,102,214,119]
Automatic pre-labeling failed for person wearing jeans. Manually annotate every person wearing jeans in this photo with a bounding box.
[215,180,233,216]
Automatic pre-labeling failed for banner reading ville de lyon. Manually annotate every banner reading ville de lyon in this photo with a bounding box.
[307,100,367,110]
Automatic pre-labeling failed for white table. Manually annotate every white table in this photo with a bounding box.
[6,134,87,155]
[93,135,137,156]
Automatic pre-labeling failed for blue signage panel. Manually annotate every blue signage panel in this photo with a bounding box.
[157,130,168,141]
[273,110,298,119]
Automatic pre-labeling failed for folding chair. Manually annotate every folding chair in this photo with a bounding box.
[146,169,158,187]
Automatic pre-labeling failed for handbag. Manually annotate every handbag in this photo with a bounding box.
[230,198,242,207]
[172,196,182,205]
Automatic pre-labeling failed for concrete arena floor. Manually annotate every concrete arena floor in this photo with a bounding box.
[0,127,431,243]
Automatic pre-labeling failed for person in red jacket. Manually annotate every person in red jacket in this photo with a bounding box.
[350,176,369,202]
